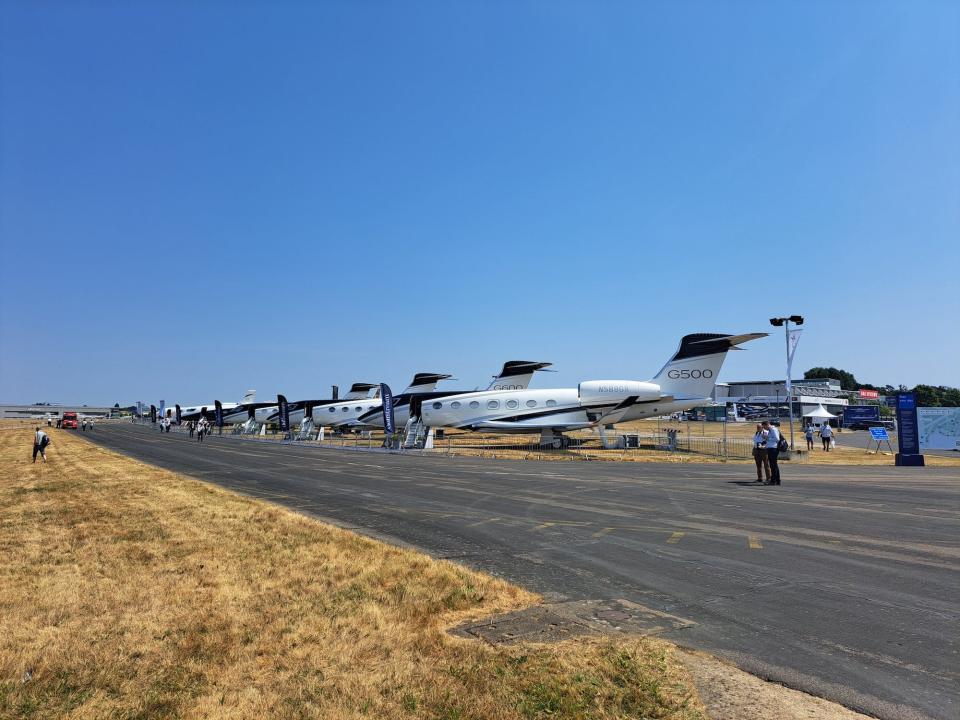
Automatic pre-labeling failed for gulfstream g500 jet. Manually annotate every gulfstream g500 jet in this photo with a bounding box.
[419,333,766,446]
[311,373,453,430]
[170,390,256,424]
[356,360,554,430]
[256,383,381,427]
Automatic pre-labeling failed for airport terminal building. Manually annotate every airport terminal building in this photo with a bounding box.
[705,378,852,422]
[0,404,117,420]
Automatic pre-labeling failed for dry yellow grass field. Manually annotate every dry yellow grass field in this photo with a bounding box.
[0,426,705,719]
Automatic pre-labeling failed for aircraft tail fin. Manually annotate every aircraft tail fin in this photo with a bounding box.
[344,383,379,400]
[653,333,767,400]
[241,389,256,403]
[487,361,552,391]
[403,373,453,393]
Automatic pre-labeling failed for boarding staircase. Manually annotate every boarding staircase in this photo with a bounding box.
[403,418,427,449]
[296,418,314,441]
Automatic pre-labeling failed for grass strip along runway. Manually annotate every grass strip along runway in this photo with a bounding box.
[0,426,706,719]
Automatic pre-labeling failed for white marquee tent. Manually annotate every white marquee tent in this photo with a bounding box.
[803,404,837,420]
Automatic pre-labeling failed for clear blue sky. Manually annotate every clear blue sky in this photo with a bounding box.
[1,1,957,406]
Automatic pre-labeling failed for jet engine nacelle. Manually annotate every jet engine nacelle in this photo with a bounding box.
[578,380,661,405]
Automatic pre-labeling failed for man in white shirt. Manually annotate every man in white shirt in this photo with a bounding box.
[761,421,781,485]
[33,427,50,463]
[819,422,833,451]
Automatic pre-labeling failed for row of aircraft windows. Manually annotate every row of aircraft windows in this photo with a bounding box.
[328,406,375,413]
[432,399,558,410]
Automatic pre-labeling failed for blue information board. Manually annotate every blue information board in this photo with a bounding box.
[895,392,924,466]
[869,427,889,441]
[843,406,880,426]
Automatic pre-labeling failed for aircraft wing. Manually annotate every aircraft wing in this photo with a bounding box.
[594,395,674,425]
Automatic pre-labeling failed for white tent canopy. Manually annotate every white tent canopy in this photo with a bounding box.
[803,404,837,419]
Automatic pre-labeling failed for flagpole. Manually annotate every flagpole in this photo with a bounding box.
[785,323,794,450]
[770,315,805,451]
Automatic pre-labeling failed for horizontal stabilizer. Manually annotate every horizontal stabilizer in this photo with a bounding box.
[672,333,767,361]
[487,360,553,391]
[405,373,454,392]
[344,383,380,400]
[497,360,553,378]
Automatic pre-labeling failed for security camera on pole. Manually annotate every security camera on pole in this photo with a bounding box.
[769,315,804,452]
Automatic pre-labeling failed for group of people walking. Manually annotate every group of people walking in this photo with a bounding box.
[803,422,836,452]
[190,418,211,441]
[805,422,835,451]
[152,417,214,441]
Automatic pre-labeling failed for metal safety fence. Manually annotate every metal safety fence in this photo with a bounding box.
[132,418,760,462]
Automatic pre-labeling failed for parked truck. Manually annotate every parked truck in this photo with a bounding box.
[61,411,78,429]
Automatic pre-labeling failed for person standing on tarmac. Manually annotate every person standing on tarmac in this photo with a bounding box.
[752,423,770,483]
[33,427,50,463]
[188,420,195,438]
[761,420,782,485]
[805,424,815,450]
[197,419,206,442]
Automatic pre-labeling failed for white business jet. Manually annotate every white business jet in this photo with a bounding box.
[357,360,553,430]
[419,333,766,447]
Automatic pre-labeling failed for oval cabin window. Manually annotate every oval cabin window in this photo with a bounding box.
[451,401,461,409]
[432,402,443,410]
[546,399,557,407]
[526,400,537,408]
[469,401,480,409]
[487,400,500,409]
[506,400,519,409]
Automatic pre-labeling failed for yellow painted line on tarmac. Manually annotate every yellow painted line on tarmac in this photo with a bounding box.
[592,525,664,538]
[749,535,763,550]
[666,532,685,544]
[533,520,593,531]
[467,517,501,527]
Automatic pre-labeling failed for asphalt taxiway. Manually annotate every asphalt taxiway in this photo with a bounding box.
[85,424,959,720]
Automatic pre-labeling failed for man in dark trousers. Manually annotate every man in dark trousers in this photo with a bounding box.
[33,427,50,463]
[761,420,781,485]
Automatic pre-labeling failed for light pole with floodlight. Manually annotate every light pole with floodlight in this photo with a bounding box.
[769,315,805,451]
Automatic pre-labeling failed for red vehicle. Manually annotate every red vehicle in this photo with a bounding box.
[61,412,78,429]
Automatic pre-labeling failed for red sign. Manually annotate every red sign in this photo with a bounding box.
[859,389,879,399]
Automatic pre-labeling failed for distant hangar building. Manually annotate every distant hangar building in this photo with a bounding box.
[707,378,852,421]
[0,404,117,420]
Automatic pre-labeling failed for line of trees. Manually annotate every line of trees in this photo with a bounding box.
[803,367,960,407]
